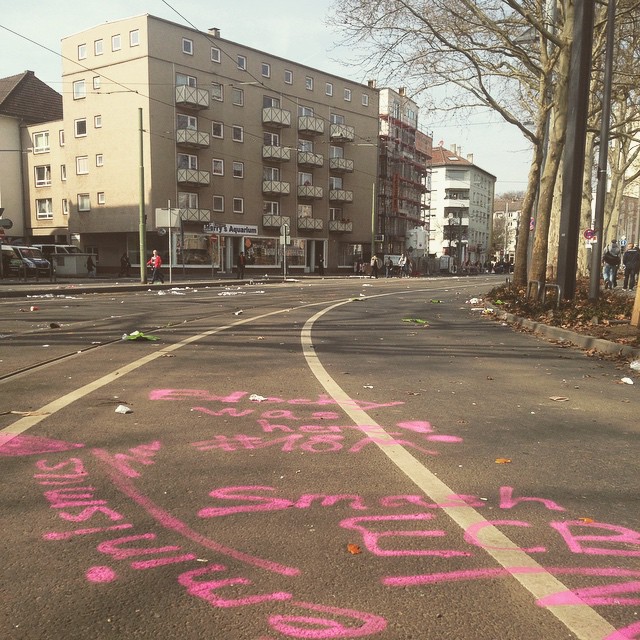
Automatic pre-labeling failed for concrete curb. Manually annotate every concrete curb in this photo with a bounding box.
[495,310,640,359]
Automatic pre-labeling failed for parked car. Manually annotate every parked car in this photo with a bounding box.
[32,244,82,257]
[1,245,51,277]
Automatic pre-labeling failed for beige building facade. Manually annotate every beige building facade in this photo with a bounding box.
[55,14,380,274]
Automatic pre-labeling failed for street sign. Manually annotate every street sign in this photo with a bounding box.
[583,228,595,240]
[0,218,14,229]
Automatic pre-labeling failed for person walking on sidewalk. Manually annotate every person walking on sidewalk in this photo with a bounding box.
[147,249,165,284]
[622,243,640,290]
[86,255,96,278]
[237,252,246,279]
[602,240,621,289]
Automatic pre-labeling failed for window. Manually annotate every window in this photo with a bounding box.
[94,39,103,56]
[62,199,69,216]
[361,93,369,106]
[232,161,244,178]
[211,121,224,138]
[261,62,271,77]
[298,139,313,153]
[73,80,86,100]
[330,176,343,190]
[325,82,333,96]
[330,113,345,125]
[231,125,243,142]
[237,54,247,70]
[330,207,343,221]
[34,165,52,187]
[232,87,244,106]
[264,201,279,215]
[298,105,314,116]
[211,82,223,101]
[182,38,193,55]
[78,44,87,60]
[94,115,102,128]
[344,88,352,101]
[212,195,224,212]
[59,130,65,146]
[284,69,293,84]
[298,204,312,218]
[76,156,89,175]
[263,167,280,181]
[74,119,87,137]
[177,153,197,169]
[330,145,344,158]
[36,198,53,219]
[233,198,244,214]
[305,76,314,91]
[176,73,197,87]
[33,131,50,153]
[129,29,140,47]
[263,95,280,108]
[78,194,91,212]
[97,192,106,205]
[178,192,198,208]
[112,34,121,51]
[211,47,221,63]
[96,154,104,167]
[93,76,101,90]
[298,171,313,186]
[61,165,67,181]
[263,131,279,146]
[177,114,197,130]
[212,159,224,175]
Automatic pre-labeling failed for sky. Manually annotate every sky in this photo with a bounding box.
[0,1,531,194]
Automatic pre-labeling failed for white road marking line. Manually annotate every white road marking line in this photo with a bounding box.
[301,300,618,640]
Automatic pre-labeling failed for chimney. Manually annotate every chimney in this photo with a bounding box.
[467,153,474,163]
[208,27,220,38]
[451,144,457,155]
[398,87,406,96]
[367,79,376,89]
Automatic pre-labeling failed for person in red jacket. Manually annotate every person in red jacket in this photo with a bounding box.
[146,249,165,283]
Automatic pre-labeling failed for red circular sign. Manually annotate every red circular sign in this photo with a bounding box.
[583,229,595,240]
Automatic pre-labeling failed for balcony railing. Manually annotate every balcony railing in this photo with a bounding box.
[298,115,324,135]
[297,185,323,200]
[262,146,292,162]
[329,123,355,142]
[262,180,291,195]
[179,208,211,222]
[297,151,324,168]
[297,217,323,231]
[328,220,353,233]
[176,129,210,149]
[175,85,209,110]
[262,107,292,128]
[329,189,353,203]
[177,169,210,186]
[262,214,291,228]
[329,157,354,173]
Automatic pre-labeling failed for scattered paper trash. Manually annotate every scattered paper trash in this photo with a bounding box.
[403,318,429,325]
[249,394,267,402]
[233,310,243,315]
[621,377,634,385]
[630,360,640,371]
[467,298,482,305]
[122,330,159,341]
[549,396,569,402]
[363,385,373,389]
[115,404,133,414]
[30,306,39,311]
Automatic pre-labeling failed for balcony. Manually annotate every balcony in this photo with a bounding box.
[328,220,353,233]
[176,129,210,149]
[297,184,323,200]
[443,198,470,209]
[262,107,292,128]
[262,180,291,195]
[329,157,354,173]
[177,169,210,186]
[297,217,323,231]
[330,123,355,142]
[329,189,353,203]
[175,85,209,110]
[262,214,291,228]
[297,151,324,168]
[179,208,211,222]
[298,115,324,135]
[262,146,292,162]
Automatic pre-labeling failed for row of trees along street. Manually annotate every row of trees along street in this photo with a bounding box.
[329,0,640,309]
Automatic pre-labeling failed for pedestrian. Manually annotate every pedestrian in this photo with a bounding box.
[237,252,246,279]
[118,252,131,277]
[147,249,165,283]
[602,240,621,289]
[86,254,96,278]
[398,254,406,277]
[622,243,640,290]
[385,256,393,278]
[318,255,324,276]
[370,255,379,279]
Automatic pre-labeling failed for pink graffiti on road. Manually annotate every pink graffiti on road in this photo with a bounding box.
[0,434,84,457]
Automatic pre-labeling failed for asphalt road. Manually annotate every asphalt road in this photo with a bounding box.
[1,276,639,640]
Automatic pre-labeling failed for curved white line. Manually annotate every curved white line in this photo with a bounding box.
[301,300,617,640]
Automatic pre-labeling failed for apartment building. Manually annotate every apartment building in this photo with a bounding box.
[376,88,431,258]
[430,144,495,267]
[47,14,380,274]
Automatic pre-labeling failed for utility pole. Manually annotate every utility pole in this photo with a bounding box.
[138,108,147,284]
